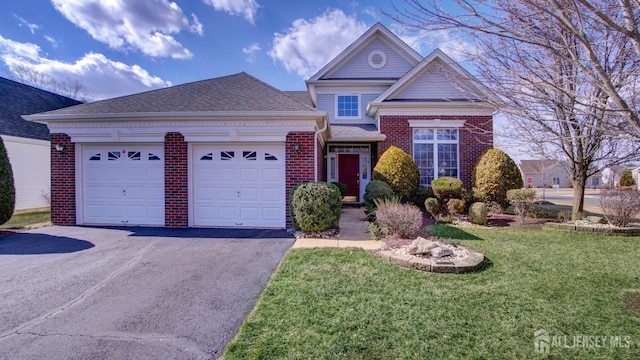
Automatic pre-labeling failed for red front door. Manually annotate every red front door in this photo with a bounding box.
[338,154,359,198]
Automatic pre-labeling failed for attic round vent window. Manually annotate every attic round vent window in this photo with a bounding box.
[368,50,387,69]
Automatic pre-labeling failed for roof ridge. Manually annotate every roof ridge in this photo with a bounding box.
[240,72,319,112]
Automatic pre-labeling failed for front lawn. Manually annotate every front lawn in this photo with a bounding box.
[224,226,639,359]
[0,210,51,230]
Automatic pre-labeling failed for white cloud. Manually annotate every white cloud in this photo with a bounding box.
[44,35,59,48]
[14,15,41,34]
[268,9,368,79]
[362,7,379,20]
[202,0,261,24]
[0,34,170,100]
[242,42,261,63]
[50,0,202,59]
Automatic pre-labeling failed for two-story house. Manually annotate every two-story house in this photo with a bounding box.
[27,23,495,229]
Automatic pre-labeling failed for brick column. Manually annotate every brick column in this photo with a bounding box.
[164,132,188,228]
[50,133,76,225]
[285,132,315,227]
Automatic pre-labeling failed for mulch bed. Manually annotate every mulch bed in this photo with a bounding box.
[381,213,550,250]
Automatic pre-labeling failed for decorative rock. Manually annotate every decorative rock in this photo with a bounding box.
[432,247,453,258]
[377,236,485,274]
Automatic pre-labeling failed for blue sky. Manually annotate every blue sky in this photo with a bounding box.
[0,0,472,101]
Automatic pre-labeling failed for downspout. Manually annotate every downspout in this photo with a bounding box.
[314,115,328,182]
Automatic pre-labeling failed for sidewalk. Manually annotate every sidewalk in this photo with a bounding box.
[291,207,381,250]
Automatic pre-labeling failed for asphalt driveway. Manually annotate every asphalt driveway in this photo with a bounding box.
[0,226,293,359]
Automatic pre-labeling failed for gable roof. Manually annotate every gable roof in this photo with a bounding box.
[518,160,560,174]
[367,49,498,116]
[0,77,81,140]
[29,72,323,121]
[307,23,422,82]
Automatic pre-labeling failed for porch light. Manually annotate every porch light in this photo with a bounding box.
[55,143,65,156]
[293,142,300,152]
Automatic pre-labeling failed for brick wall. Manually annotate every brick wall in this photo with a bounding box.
[378,115,493,188]
[164,132,188,228]
[317,138,325,182]
[285,132,316,227]
[50,133,76,225]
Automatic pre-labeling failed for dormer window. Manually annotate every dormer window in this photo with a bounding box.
[336,95,360,119]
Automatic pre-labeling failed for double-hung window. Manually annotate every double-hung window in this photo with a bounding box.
[413,128,459,187]
[336,95,360,119]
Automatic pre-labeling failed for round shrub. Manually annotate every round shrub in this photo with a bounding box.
[411,187,433,211]
[472,148,523,209]
[291,182,342,233]
[0,136,15,225]
[363,180,394,219]
[424,197,442,219]
[447,198,466,215]
[431,177,464,202]
[372,146,420,200]
[331,182,348,197]
[620,169,633,187]
[468,202,488,225]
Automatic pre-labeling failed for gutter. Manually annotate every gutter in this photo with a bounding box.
[314,116,329,182]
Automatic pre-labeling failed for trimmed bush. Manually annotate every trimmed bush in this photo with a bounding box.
[363,180,394,220]
[447,198,466,215]
[468,202,488,225]
[0,136,15,225]
[411,187,433,211]
[288,183,303,229]
[620,169,633,187]
[375,203,423,239]
[431,177,464,202]
[424,197,442,219]
[331,182,348,197]
[473,148,523,209]
[506,188,536,224]
[291,182,342,233]
[372,146,420,200]
[599,188,640,227]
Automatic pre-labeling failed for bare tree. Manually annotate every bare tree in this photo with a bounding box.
[388,0,640,138]
[8,64,88,101]
[388,0,640,219]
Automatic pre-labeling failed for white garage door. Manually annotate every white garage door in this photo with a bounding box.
[192,143,285,228]
[82,145,165,226]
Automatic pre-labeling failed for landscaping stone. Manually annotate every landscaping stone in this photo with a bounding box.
[377,236,484,274]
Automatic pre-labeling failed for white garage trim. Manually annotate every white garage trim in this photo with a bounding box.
[190,143,286,228]
[77,144,165,226]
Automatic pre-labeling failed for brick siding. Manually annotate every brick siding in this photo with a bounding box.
[378,115,493,188]
[50,133,76,225]
[164,132,188,228]
[285,132,316,227]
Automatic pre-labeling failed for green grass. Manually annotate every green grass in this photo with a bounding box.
[0,210,51,230]
[224,226,640,359]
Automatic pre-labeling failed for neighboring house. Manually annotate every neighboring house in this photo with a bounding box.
[519,160,571,188]
[0,77,81,212]
[27,23,495,229]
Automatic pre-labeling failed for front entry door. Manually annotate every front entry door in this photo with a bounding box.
[338,154,359,198]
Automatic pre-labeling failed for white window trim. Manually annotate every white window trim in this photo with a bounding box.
[413,128,460,187]
[335,94,361,120]
[408,119,466,128]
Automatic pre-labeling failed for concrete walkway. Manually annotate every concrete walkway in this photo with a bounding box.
[291,207,381,250]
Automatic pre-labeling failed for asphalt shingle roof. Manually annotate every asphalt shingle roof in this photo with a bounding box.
[0,77,81,140]
[329,124,385,140]
[39,72,319,117]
